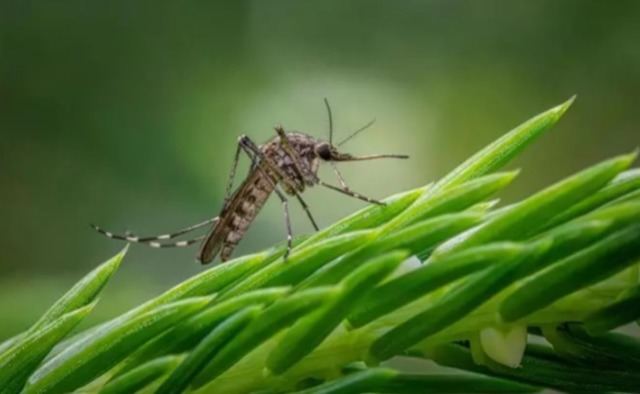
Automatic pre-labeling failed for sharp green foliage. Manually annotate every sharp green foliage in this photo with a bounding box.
[24,297,212,394]
[542,324,640,371]
[266,251,409,375]
[0,304,94,394]
[424,342,640,393]
[299,211,484,289]
[371,241,550,361]
[298,186,427,248]
[433,152,636,257]
[348,243,527,329]
[158,307,262,394]
[30,247,126,333]
[220,230,375,299]
[584,285,640,334]
[433,96,574,191]
[3,98,640,394]
[543,168,640,229]
[500,224,640,322]
[115,287,291,375]
[191,287,337,388]
[101,355,183,394]
[292,368,539,394]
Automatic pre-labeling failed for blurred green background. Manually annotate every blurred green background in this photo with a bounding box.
[1,1,638,339]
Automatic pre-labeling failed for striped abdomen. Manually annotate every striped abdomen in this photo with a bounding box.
[198,168,275,263]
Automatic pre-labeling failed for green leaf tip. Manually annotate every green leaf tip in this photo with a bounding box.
[0,302,96,393]
[28,249,125,334]
[435,96,576,190]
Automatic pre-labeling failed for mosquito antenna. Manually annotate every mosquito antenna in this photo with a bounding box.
[337,118,376,147]
[324,98,334,145]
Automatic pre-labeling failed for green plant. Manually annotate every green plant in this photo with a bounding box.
[2,96,640,394]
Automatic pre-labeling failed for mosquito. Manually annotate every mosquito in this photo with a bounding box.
[92,99,408,264]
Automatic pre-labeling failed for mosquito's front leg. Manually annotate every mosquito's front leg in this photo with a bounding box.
[320,180,385,205]
[321,163,385,205]
[223,142,243,207]
[330,162,349,190]
[295,194,319,231]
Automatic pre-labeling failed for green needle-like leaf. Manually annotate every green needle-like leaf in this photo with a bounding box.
[220,230,375,299]
[267,251,409,375]
[348,243,527,328]
[191,287,338,388]
[299,186,428,248]
[101,355,182,394]
[434,152,636,256]
[371,242,549,361]
[388,171,519,229]
[32,247,125,333]
[435,96,574,190]
[300,212,484,289]
[156,307,262,394]
[294,368,539,394]
[116,287,290,374]
[0,304,94,394]
[500,224,640,323]
[583,285,640,335]
[542,324,640,372]
[426,342,640,393]
[543,168,640,229]
[24,297,211,394]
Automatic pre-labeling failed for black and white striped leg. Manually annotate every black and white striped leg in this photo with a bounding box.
[319,181,385,206]
[146,235,207,248]
[295,194,319,231]
[91,217,218,245]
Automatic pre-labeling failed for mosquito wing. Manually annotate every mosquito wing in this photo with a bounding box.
[197,167,275,264]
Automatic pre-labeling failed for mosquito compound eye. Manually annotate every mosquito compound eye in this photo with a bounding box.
[316,143,332,160]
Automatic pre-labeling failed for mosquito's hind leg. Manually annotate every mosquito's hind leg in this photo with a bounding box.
[91,217,218,244]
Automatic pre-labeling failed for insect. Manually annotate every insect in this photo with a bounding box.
[92,100,408,264]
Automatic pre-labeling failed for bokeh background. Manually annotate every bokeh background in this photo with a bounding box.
[1,1,639,339]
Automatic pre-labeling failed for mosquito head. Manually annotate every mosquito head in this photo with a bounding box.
[318,98,409,162]
[314,141,409,162]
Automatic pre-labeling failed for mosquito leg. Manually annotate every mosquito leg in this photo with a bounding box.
[223,142,243,206]
[295,194,320,231]
[147,235,206,248]
[274,186,293,259]
[325,163,385,206]
[91,217,218,244]
[319,181,385,206]
[330,162,349,189]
